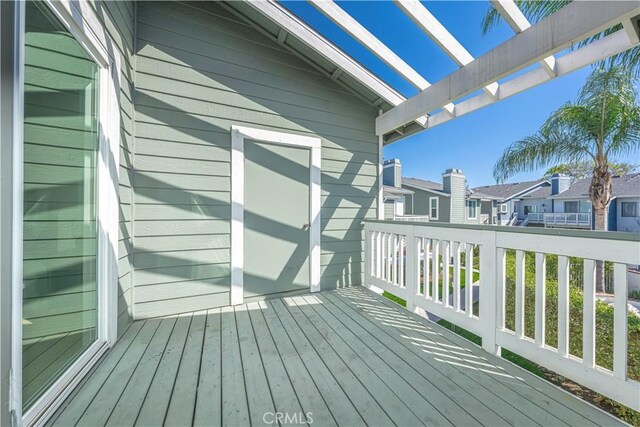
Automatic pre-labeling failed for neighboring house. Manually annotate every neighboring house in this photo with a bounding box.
[472,179,551,225]
[388,161,499,224]
[549,173,640,232]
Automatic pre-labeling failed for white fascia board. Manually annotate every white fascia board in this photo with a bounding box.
[490,0,556,77]
[423,29,638,134]
[377,0,639,136]
[394,0,499,99]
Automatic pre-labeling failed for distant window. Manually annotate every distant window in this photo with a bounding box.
[500,203,508,213]
[468,200,477,219]
[429,197,438,220]
[564,201,579,213]
[622,202,638,217]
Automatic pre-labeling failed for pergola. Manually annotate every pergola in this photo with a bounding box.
[246,0,640,144]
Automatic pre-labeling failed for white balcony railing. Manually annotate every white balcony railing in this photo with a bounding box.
[526,212,545,223]
[544,212,591,228]
[393,214,430,222]
[364,220,640,411]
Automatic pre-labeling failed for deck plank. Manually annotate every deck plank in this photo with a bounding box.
[286,295,425,426]
[165,312,207,426]
[106,317,177,427]
[338,287,616,426]
[220,306,250,426]
[49,321,144,426]
[77,320,161,426]
[296,294,457,427]
[271,298,393,426]
[193,308,222,427]
[135,315,192,426]
[255,301,341,426]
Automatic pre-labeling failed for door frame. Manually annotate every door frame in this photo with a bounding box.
[10,1,121,424]
[231,126,321,305]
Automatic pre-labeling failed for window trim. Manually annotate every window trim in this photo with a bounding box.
[500,203,508,214]
[468,199,478,219]
[429,196,439,220]
[12,1,121,424]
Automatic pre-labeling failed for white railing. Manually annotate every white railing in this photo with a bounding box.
[393,215,430,222]
[479,214,490,224]
[527,212,545,223]
[364,220,640,411]
[544,212,591,228]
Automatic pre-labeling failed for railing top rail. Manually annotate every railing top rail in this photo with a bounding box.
[364,220,639,242]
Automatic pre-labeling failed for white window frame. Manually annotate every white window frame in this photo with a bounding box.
[12,1,120,424]
[621,201,638,218]
[429,197,439,220]
[500,203,508,214]
[230,126,321,306]
[468,200,478,219]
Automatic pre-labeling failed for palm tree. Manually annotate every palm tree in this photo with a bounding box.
[482,1,640,77]
[493,66,639,292]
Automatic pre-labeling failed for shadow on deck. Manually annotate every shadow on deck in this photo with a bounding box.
[48,287,622,426]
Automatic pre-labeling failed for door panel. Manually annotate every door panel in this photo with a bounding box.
[244,141,310,297]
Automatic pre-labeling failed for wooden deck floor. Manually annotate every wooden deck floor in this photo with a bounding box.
[49,287,622,426]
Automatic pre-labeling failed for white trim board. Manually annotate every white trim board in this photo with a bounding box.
[231,126,321,306]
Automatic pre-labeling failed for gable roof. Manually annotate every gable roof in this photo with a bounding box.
[401,177,450,197]
[551,173,640,199]
[471,179,547,201]
[519,185,552,199]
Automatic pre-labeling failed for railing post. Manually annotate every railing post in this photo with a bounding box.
[480,230,500,356]
[405,224,418,313]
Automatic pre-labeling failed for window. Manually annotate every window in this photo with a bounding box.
[500,203,508,213]
[524,205,540,215]
[622,202,638,217]
[429,197,438,220]
[564,201,579,213]
[468,200,478,219]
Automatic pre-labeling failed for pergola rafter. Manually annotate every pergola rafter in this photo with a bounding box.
[376,0,640,138]
[394,0,499,100]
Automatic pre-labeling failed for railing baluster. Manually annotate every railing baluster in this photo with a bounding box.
[399,236,405,288]
[535,252,546,346]
[558,255,569,357]
[386,233,392,282]
[515,250,525,338]
[465,244,473,317]
[583,259,596,368]
[452,242,461,311]
[441,240,450,306]
[496,247,505,330]
[392,234,398,286]
[424,238,431,299]
[432,240,440,302]
[613,263,628,379]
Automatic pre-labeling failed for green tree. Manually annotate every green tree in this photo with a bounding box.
[481,1,640,76]
[493,66,639,292]
[544,161,638,179]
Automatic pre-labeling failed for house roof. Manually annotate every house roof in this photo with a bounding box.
[471,179,547,201]
[401,177,449,197]
[551,173,640,199]
[518,185,552,200]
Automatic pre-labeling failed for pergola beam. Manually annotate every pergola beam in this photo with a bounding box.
[394,0,499,99]
[376,0,639,136]
[490,0,556,76]
[386,29,638,143]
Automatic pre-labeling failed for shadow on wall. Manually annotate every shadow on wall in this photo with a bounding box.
[127,0,380,315]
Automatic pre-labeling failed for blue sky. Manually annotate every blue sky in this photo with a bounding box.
[282,1,639,186]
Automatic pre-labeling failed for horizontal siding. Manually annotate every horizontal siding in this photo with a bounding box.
[132,1,377,318]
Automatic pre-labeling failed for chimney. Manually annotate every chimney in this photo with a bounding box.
[383,158,402,188]
[550,173,571,195]
[443,168,466,224]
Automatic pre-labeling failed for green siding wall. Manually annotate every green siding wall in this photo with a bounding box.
[132,1,378,318]
[89,0,135,336]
